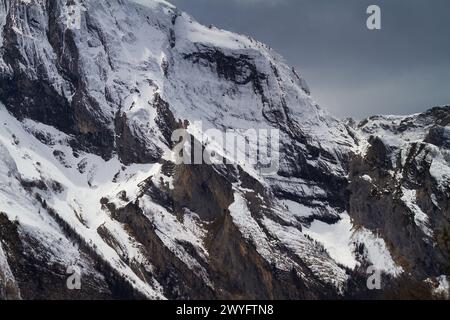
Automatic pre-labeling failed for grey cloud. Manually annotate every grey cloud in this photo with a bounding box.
[168,0,450,119]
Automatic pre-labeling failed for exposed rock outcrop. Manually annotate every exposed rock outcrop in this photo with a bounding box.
[0,0,448,300]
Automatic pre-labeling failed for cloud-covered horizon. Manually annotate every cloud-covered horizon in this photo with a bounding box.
[168,0,450,119]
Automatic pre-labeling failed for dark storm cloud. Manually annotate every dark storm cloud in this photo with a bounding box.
[167,0,450,119]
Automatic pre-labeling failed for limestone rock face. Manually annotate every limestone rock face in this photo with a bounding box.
[0,0,448,299]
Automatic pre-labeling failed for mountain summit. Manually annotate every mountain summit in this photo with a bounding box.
[0,0,449,299]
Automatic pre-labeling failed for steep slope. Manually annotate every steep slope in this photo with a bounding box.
[348,107,450,280]
[0,0,448,299]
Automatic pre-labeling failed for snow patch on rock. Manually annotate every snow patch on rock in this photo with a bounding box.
[352,228,403,277]
[303,213,358,269]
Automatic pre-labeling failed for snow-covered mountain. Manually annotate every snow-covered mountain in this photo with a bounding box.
[0,0,448,299]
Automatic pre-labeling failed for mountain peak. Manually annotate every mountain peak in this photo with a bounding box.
[0,0,448,300]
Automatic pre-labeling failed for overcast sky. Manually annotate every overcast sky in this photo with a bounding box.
[167,0,450,119]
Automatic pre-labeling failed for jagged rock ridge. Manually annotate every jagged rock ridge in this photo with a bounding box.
[0,0,448,299]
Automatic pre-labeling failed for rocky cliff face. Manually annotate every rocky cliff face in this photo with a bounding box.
[348,108,450,278]
[0,0,448,300]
